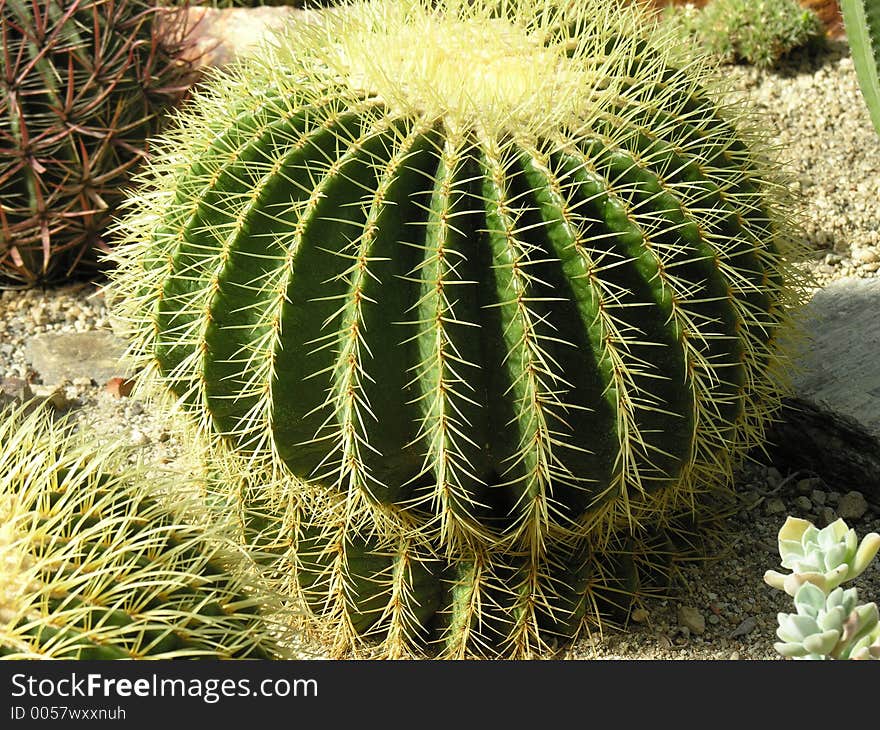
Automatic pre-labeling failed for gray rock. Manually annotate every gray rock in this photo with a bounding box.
[767,278,880,498]
[24,332,129,386]
[0,378,72,412]
[677,606,706,635]
[0,379,36,413]
[837,491,869,521]
[789,276,880,446]
[729,617,757,638]
[811,489,827,506]
[0,377,33,404]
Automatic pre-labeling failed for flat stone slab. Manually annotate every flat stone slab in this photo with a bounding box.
[766,277,880,497]
[24,332,129,386]
[791,276,880,438]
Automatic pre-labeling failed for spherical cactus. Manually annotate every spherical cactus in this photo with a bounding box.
[108,0,805,657]
[0,403,289,659]
[0,0,195,286]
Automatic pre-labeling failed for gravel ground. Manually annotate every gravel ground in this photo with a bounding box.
[732,39,880,287]
[2,39,880,661]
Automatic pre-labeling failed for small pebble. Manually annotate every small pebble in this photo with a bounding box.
[104,377,135,398]
[677,606,706,635]
[794,496,813,512]
[818,506,838,526]
[764,497,787,515]
[630,608,649,623]
[729,617,757,638]
[796,477,822,495]
[838,491,869,521]
[853,248,879,264]
[130,429,150,446]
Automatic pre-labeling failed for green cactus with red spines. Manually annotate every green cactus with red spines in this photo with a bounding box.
[0,0,195,286]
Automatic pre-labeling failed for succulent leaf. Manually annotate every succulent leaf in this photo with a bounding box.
[853,531,880,577]
[774,640,812,658]
[793,581,827,616]
[769,515,880,660]
[848,624,880,660]
[802,630,841,657]
[769,516,880,596]
[841,0,880,138]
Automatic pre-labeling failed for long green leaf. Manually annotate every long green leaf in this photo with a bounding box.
[841,0,880,136]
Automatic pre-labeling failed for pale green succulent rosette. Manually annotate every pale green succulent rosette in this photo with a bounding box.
[774,583,879,659]
[764,516,880,597]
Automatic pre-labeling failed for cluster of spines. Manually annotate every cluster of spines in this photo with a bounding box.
[106,0,809,658]
[195,433,708,659]
[0,0,194,285]
[0,403,289,659]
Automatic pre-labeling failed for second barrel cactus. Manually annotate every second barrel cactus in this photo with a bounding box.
[0,404,290,659]
[108,0,805,657]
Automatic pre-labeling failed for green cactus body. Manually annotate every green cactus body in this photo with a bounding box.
[0,404,288,659]
[109,0,803,657]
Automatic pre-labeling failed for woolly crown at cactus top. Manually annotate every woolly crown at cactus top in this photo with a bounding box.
[107,0,808,658]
